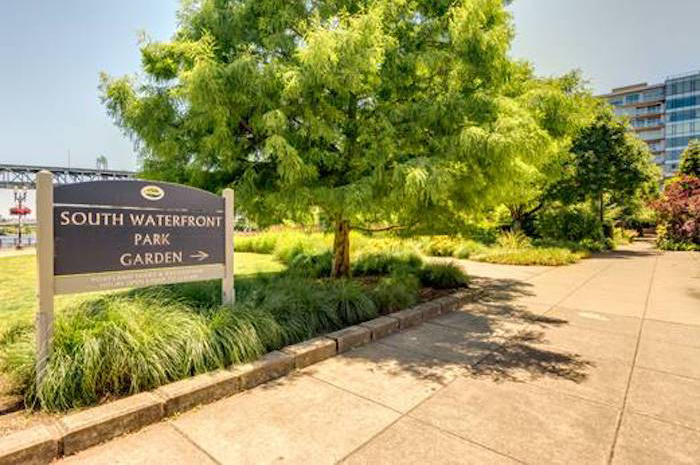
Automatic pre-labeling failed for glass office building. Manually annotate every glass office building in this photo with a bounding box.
[601,71,700,177]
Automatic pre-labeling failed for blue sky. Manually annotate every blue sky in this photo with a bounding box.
[1,0,699,217]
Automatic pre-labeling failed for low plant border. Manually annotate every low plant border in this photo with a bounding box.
[0,289,477,464]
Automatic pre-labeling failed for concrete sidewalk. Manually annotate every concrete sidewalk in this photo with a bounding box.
[60,241,700,464]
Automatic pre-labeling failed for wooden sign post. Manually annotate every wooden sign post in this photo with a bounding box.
[35,171,235,385]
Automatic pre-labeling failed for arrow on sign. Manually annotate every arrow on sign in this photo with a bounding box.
[190,251,209,261]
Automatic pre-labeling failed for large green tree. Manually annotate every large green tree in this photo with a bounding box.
[496,71,596,231]
[102,0,558,277]
[551,108,657,225]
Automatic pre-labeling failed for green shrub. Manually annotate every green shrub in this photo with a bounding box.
[472,248,582,266]
[273,232,330,264]
[254,277,339,342]
[370,274,420,314]
[419,236,463,257]
[495,231,531,249]
[536,205,604,242]
[454,240,488,259]
[234,233,279,254]
[287,251,333,278]
[418,263,468,289]
[326,280,378,325]
[352,251,423,276]
[0,293,279,411]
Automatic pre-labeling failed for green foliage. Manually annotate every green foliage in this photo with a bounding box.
[550,109,658,222]
[535,204,604,242]
[326,280,378,326]
[272,232,330,264]
[495,231,532,249]
[1,293,273,411]
[418,263,469,289]
[352,250,424,277]
[418,236,464,257]
[679,139,700,177]
[473,248,583,266]
[369,275,420,314]
[235,233,278,254]
[454,240,489,259]
[287,251,333,279]
[101,0,588,276]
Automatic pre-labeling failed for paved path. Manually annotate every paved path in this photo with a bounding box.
[60,241,700,464]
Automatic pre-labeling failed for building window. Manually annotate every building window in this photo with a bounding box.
[667,95,699,110]
[625,93,640,104]
[668,109,698,122]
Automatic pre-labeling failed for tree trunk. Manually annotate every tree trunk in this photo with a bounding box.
[599,191,604,223]
[331,220,351,278]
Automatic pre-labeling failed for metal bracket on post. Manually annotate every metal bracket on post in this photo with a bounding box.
[221,188,235,306]
[35,171,54,390]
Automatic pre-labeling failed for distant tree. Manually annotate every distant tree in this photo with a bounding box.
[102,0,561,277]
[551,109,658,227]
[96,155,108,170]
[679,139,700,177]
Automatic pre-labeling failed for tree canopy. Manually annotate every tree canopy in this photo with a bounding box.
[679,139,700,177]
[550,108,658,224]
[102,0,588,276]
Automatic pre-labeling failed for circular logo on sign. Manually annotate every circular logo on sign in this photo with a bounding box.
[140,185,165,201]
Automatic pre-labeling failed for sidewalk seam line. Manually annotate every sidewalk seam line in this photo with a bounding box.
[632,365,700,382]
[624,409,700,434]
[607,252,659,464]
[306,374,404,416]
[334,338,511,463]
[544,262,617,314]
[167,421,223,465]
[332,375,460,464]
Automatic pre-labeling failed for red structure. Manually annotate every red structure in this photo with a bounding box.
[9,187,30,249]
[9,206,31,216]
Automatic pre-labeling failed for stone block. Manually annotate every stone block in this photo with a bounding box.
[389,306,423,329]
[60,392,163,456]
[233,351,294,390]
[282,337,337,369]
[451,289,474,303]
[326,326,371,353]
[155,370,241,417]
[419,301,442,320]
[0,424,60,465]
[360,317,399,340]
[435,295,461,314]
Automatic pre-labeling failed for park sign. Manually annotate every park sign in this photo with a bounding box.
[35,171,235,381]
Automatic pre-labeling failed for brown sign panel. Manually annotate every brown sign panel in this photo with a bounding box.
[53,180,225,277]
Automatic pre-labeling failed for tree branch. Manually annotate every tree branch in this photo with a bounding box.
[350,222,416,233]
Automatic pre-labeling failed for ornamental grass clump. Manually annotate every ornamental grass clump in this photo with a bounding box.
[326,280,378,325]
[272,232,331,265]
[370,274,420,314]
[0,292,277,411]
[418,263,469,289]
[234,233,279,254]
[352,250,423,276]
[473,247,582,266]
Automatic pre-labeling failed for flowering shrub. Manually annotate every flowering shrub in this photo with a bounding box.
[653,176,700,250]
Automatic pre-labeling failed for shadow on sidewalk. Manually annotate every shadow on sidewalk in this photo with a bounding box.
[303,276,595,389]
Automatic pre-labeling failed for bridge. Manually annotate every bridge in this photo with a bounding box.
[0,164,137,188]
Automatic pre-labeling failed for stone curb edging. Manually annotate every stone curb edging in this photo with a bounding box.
[0,289,476,464]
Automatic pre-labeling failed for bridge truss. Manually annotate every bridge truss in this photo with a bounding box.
[0,164,136,188]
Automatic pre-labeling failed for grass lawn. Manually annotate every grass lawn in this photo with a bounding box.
[0,252,284,336]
